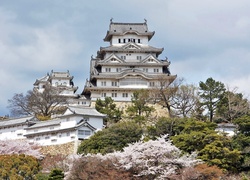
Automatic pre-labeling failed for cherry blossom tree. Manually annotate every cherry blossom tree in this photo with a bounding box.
[66,135,201,179]
[0,140,42,159]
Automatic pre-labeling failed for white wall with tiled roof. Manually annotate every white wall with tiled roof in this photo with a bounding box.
[0,106,105,146]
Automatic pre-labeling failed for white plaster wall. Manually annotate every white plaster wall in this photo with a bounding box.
[0,125,27,140]
[30,130,76,146]
[52,79,69,87]
[111,35,148,45]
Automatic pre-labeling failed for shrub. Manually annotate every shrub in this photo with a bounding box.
[0,154,41,179]
[77,121,143,154]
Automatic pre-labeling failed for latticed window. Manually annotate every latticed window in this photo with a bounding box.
[112,82,118,86]
[154,68,159,73]
[122,93,128,97]
[101,81,106,86]
[78,130,91,136]
[120,78,147,86]
[150,82,155,87]
[105,68,111,72]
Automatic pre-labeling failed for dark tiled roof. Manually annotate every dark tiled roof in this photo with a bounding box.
[64,106,106,117]
[0,116,37,127]
[100,44,163,54]
[104,22,155,41]
[91,72,176,80]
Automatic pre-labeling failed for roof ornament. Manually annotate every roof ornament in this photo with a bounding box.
[144,18,147,23]
[110,18,113,23]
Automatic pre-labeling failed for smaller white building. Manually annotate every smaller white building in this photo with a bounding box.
[34,70,91,106]
[216,123,237,136]
[0,116,37,140]
[0,106,105,146]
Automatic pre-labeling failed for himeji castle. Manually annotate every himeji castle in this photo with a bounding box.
[82,19,177,102]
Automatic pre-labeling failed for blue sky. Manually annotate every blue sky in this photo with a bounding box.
[1,0,250,116]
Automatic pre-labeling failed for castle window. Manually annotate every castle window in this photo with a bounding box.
[138,39,141,43]
[105,68,111,72]
[120,78,147,86]
[101,81,106,86]
[123,39,126,43]
[121,56,126,60]
[122,93,128,97]
[118,39,121,43]
[112,93,117,97]
[45,136,50,139]
[101,93,106,97]
[78,130,91,136]
[137,56,142,60]
[143,68,148,72]
[112,82,118,86]
[154,69,159,73]
[116,68,121,72]
[150,82,155,87]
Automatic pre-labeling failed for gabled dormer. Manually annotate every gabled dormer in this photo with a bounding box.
[103,54,124,63]
[142,55,160,64]
[123,43,141,50]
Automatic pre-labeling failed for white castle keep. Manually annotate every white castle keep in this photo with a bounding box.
[82,20,176,102]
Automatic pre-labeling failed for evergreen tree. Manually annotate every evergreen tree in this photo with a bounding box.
[95,97,122,125]
[199,77,226,122]
[48,169,64,180]
[126,89,155,117]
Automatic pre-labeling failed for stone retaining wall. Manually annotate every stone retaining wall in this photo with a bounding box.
[40,141,80,156]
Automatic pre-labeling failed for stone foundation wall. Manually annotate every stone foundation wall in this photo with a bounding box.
[40,141,80,156]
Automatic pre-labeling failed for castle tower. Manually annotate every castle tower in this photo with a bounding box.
[34,70,78,97]
[82,20,176,102]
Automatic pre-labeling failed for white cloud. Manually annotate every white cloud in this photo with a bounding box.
[1,0,250,115]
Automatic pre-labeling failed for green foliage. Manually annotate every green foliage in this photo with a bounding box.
[199,135,242,172]
[232,115,250,171]
[147,117,186,139]
[149,117,242,172]
[95,97,123,125]
[48,169,64,180]
[36,172,49,180]
[0,154,41,179]
[234,115,250,135]
[171,119,217,153]
[77,121,143,155]
[172,131,208,153]
[126,89,155,117]
[199,77,226,122]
